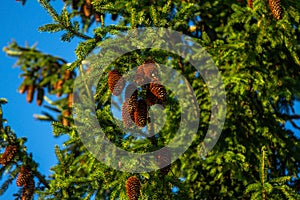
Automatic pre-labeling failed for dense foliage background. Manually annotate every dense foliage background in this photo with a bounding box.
[1,0,300,199]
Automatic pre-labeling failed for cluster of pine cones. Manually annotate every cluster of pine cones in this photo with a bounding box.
[19,69,73,126]
[19,69,73,104]
[108,60,167,128]
[0,145,35,200]
[16,166,35,200]
[247,0,283,20]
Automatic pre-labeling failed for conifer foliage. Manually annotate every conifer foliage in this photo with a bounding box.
[3,0,300,199]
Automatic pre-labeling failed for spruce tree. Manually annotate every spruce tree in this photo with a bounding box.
[2,0,300,199]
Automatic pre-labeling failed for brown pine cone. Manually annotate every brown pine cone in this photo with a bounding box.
[0,145,18,166]
[19,84,28,94]
[94,13,101,22]
[67,93,73,108]
[146,88,159,106]
[269,0,283,20]
[62,109,71,126]
[16,166,32,187]
[108,70,125,96]
[135,60,158,85]
[135,65,147,86]
[149,81,166,102]
[134,99,148,127]
[55,80,64,97]
[126,176,141,200]
[36,88,44,106]
[122,101,135,128]
[21,177,35,200]
[63,69,73,80]
[26,85,35,103]
[142,60,159,80]
[82,0,92,17]
[248,0,253,9]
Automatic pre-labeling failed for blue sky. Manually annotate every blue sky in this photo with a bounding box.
[0,1,300,199]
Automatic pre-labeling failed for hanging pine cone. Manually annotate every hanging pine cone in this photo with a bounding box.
[142,60,158,80]
[146,88,159,106]
[248,0,253,9]
[55,79,64,97]
[62,109,71,126]
[269,0,283,20]
[26,85,35,103]
[134,99,148,127]
[135,60,158,86]
[157,148,171,175]
[125,83,138,113]
[126,176,141,200]
[67,92,73,108]
[94,13,101,22]
[108,70,125,96]
[125,83,138,101]
[16,166,32,187]
[122,101,135,128]
[149,81,166,102]
[63,69,73,80]
[0,145,17,166]
[135,65,147,86]
[19,84,28,94]
[36,88,44,106]
[21,177,35,200]
[82,0,92,17]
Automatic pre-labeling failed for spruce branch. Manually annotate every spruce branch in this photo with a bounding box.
[38,0,92,40]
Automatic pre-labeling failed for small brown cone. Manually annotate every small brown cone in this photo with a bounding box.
[0,145,18,166]
[122,101,135,128]
[269,0,283,20]
[21,177,35,200]
[248,0,253,9]
[94,13,101,22]
[82,0,92,17]
[63,69,72,80]
[26,85,35,103]
[125,83,138,114]
[125,83,138,101]
[134,99,148,127]
[55,80,64,97]
[142,60,158,80]
[146,88,159,106]
[36,88,44,106]
[16,166,32,187]
[149,81,166,102]
[135,65,147,86]
[67,93,73,108]
[19,84,28,94]
[62,109,71,126]
[135,60,158,85]
[108,70,125,96]
[126,176,141,200]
